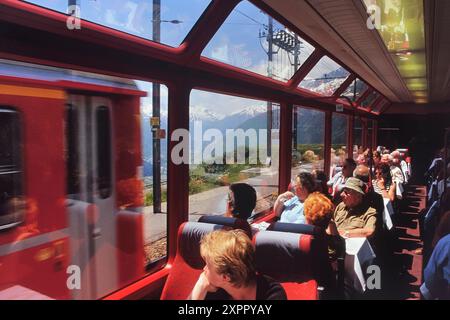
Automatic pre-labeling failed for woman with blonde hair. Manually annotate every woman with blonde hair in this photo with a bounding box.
[189,229,286,300]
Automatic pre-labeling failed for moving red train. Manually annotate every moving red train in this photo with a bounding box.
[0,0,449,302]
[0,60,146,299]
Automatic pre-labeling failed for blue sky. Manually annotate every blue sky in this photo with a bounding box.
[24,0,351,115]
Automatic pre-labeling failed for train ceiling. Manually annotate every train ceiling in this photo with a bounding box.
[263,0,450,111]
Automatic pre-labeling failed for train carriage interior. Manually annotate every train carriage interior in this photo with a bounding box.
[0,0,449,301]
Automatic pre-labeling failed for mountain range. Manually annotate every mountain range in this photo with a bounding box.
[141,104,347,176]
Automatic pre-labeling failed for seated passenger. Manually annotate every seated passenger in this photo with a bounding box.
[420,233,450,300]
[312,170,331,199]
[373,163,396,202]
[373,151,381,167]
[354,164,384,216]
[303,192,334,229]
[273,172,316,224]
[331,177,377,239]
[225,183,257,220]
[189,229,287,300]
[381,154,404,185]
[327,158,357,204]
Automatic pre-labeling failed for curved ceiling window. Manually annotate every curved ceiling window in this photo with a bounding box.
[372,99,389,114]
[299,56,350,95]
[23,0,211,48]
[360,91,379,109]
[343,78,368,102]
[202,0,315,82]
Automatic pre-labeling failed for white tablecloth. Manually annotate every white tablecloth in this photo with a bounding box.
[383,198,394,230]
[345,237,376,292]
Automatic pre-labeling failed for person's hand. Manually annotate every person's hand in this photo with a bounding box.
[277,191,295,203]
[189,272,218,300]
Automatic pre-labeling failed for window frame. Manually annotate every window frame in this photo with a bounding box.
[0,107,25,231]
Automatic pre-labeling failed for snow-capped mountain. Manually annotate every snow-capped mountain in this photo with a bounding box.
[230,105,267,118]
[190,105,225,122]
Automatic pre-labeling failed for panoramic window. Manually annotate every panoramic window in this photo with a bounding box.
[299,56,350,95]
[372,99,389,114]
[367,119,374,150]
[188,90,280,220]
[343,78,368,102]
[135,81,169,268]
[353,117,363,158]
[23,0,211,48]
[331,113,348,177]
[292,107,325,177]
[0,108,24,231]
[203,0,315,82]
[360,91,379,109]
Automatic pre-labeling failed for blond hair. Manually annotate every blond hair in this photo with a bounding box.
[304,192,334,228]
[200,229,255,287]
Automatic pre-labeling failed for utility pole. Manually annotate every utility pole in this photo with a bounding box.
[293,35,299,152]
[266,17,273,160]
[152,0,162,213]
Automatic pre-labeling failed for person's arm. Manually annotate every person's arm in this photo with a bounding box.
[377,179,395,202]
[273,191,294,217]
[326,219,339,236]
[339,209,377,238]
[340,228,375,238]
[421,237,449,300]
[387,182,396,202]
[188,272,218,300]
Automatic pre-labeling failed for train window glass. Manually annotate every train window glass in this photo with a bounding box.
[372,99,388,113]
[23,0,211,48]
[136,81,169,267]
[360,91,379,109]
[353,117,363,158]
[22,0,67,13]
[367,120,374,150]
[188,89,280,219]
[0,108,24,230]
[65,104,80,197]
[202,0,315,82]
[292,106,325,176]
[331,113,348,177]
[343,78,368,102]
[61,77,169,297]
[299,56,350,95]
[96,106,112,199]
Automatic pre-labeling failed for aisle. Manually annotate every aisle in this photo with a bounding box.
[391,185,426,300]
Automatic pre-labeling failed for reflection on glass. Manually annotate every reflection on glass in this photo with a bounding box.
[203,0,315,82]
[343,78,368,102]
[331,113,348,177]
[299,56,350,95]
[0,59,168,299]
[0,109,24,231]
[23,0,211,47]
[136,81,168,267]
[292,107,325,177]
[362,0,427,102]
[360,91,379,109]
[189,90,280,218]
[372,99,389,113]
[353,117,363,158]
[367,120,374,150]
